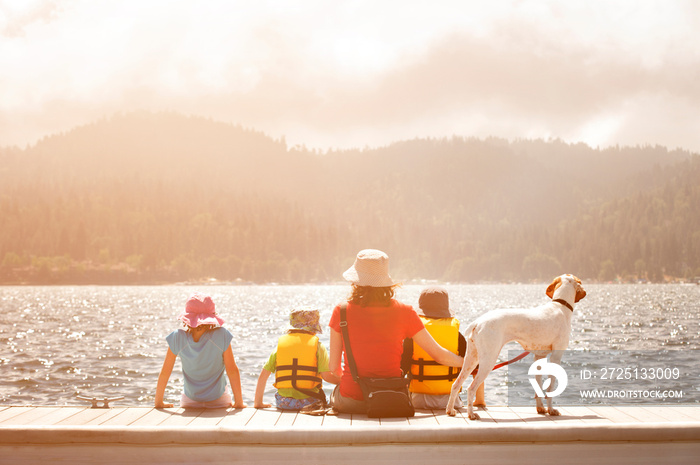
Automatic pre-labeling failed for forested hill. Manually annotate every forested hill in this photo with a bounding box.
[1,112,698,284]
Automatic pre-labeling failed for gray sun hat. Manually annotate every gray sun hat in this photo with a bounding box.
[342,249,396,287]
[417,286,453,318]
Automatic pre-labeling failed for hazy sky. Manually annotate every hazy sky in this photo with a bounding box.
[1,0,699,152]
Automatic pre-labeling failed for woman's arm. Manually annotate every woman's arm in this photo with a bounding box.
[254,368,272,408]
[155,348,176,408]
[321,370,341,385]
[223,346,247,408]
[412,328,464,367]
[329,328,344,379]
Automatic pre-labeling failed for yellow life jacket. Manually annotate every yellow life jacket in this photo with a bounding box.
[410,316,461,395]
[274,332,321,391]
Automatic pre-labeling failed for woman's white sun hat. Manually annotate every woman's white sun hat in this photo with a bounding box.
[343,249,396,287]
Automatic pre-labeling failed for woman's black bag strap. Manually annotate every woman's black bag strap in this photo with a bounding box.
[339,303,361,384]
[294,382,327,408]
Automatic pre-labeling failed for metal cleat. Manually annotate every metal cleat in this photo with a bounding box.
[77,395,124,408]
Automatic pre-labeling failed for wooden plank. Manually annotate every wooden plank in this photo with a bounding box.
[320,411,352,427]
[84,407,131,425]
[129,408,185,426]
[54,407,121,426]
[0,407,35,424]
[639,406,699,422]
[273,410,298,427]
[480,406,524,424]
[470,407,499,424]
[99,407,152,426]
[509,406,556,424]
[672,406,700,421]
[26,407,87,426]
[587,406,640,423]
[379,416,410,426]
[557,406,613,424]
[217,407,257,427]
[245,408,282,428]
[292,411,325,428]
[157,408,201,426]
[433,409,470,426]
[614,406,669,422]
[349,413,380,427]
[1,407,59,425]
[188,408,230,426]
[406,409,439,426]
[2,404,698,436]
[545,408,585,424]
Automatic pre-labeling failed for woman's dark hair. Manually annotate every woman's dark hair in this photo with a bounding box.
[348,284,401,307]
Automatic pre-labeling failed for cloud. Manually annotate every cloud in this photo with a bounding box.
[211,24,700,151]
[1,0,699,153]
[0,0,62,38]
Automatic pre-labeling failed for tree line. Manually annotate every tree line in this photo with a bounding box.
[1,112,698,284]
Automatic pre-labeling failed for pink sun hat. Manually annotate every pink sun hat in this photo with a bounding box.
[177,293,225,327]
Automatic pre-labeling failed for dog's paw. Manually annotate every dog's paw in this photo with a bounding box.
[536,406,547,415]
[468,411,481,420]
[446,408,457,417]
[548,408,561,416]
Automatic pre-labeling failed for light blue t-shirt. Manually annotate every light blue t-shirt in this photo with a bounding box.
[166,327,233,402]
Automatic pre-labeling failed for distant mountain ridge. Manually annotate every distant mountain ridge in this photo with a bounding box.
[1,112,698,284]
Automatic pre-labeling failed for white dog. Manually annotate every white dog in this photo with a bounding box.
[446,274,587,420]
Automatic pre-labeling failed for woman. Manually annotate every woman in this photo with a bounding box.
[329,249,464,413]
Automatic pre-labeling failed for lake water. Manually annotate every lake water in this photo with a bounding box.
[1,283,698,407]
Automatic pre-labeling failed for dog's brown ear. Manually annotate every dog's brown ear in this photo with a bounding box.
[573,276,586,302]
[546,276,562,299]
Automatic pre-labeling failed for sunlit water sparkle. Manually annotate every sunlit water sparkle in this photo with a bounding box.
[1,284,698,406]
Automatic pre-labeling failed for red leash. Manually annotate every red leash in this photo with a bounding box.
[471,351,530,375]
[492,351,530,370]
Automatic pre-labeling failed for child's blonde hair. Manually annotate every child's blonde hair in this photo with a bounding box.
[184,323,217,332]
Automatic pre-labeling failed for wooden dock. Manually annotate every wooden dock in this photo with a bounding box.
[1,404,699,464]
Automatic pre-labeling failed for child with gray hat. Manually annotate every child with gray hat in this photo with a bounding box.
[402,286,484,409]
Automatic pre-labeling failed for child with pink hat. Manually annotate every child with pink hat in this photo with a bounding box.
[155,293,246,409]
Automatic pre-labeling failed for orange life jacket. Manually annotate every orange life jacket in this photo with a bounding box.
[409,316,461,394]
[274,332,322,391]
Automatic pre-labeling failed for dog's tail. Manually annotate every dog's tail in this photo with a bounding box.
[463,321,478,376]
[463,320,478,341]
[462,320,478,359]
